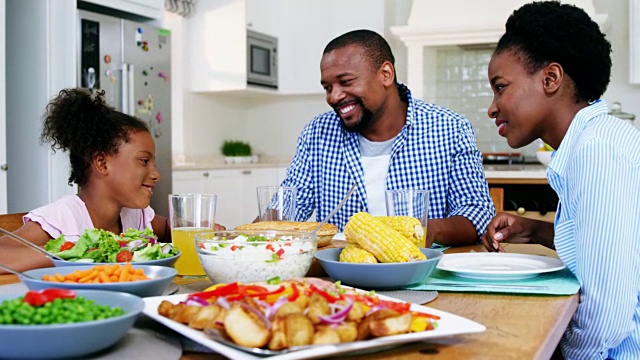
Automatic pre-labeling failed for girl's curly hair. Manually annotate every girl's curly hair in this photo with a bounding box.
[495,1,611,103]
[40,88,149,186]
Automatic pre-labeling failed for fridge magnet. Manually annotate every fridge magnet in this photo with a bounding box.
[158,72,168,81]
[142,70,148,76]
[156,111,164,125]
[135,27,143,46]
[154,127,162,138]
[104,54,111,64]
[137,94,154,115]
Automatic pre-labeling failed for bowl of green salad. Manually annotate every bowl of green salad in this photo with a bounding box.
[45,228,181,268]
[0,289,143,359]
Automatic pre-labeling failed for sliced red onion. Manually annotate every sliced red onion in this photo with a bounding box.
[126,240,144,250]
[160,244,173,254]
[319,298,353,324]
[238,302,271,329]
[143,234,157,244]
[267,297,289,320]
[183,295,210,307]
[216,296,230,310]
[365,305,386,316]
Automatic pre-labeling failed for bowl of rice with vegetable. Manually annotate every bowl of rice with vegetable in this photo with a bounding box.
[195,230,318,284]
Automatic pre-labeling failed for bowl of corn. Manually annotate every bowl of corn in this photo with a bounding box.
[315,248,442,290]
[314,212,443,290]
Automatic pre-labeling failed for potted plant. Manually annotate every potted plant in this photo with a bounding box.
[221,140,257,164]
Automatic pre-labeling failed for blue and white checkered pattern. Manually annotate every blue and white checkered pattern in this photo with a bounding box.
[281,85,495,235]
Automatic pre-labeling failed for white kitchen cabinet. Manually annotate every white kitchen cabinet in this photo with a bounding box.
[187,0,383,95]
[173,168,281,229]
[79,0,164,21]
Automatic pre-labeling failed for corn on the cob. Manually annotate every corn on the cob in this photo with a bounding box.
[339,244,378,263]
[376,216,425,246]
[344,212,426,263]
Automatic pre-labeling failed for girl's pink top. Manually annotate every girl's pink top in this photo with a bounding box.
[23,194,155,242]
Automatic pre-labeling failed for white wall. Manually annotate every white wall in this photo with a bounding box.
[595,0,640,127]
[173,0,640,162]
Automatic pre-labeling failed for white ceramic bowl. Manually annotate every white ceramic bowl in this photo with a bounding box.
[315,248,443,290]
[21,265,177,297]
[0,289,143,359]
[195,230,318,284]
[536,151,552,166]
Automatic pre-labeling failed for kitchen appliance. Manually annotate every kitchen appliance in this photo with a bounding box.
[246,30,278,89]
[78,10,172,216]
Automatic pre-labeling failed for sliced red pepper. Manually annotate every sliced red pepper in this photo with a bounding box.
[288,283,299,301]
[190,282,240,300]
[310,284,339,303]
[228,285,285,301]
[276,248,285,258]
[118,241,129,247]
[413,311,441,320]
[377,299,411,313]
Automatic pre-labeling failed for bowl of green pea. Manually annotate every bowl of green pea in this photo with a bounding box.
[0,289,143,359]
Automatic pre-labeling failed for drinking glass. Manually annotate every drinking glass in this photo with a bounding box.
[168,194,216,277]
[256,186,296,221]
[385,189,429,247]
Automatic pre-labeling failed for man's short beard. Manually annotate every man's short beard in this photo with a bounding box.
[337,98,374,133]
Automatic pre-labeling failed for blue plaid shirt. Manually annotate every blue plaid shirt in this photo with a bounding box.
[281,85,494,236]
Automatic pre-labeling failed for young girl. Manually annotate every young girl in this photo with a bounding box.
[0,88,170,272]
[482,2,640,359]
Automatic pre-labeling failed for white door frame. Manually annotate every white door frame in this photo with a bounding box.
[0,0,7,214]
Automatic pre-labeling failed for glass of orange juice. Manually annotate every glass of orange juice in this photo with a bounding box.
[168,194,217,277]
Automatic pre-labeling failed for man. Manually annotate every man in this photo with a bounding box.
[281,30,494,247]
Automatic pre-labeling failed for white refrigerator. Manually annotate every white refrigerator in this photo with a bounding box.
[78,10,172,217]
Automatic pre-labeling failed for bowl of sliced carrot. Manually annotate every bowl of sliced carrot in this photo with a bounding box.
[19,264,176,297]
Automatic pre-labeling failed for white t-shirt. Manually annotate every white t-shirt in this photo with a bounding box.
[358,133,396,215]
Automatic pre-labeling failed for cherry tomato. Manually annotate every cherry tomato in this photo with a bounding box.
[59,241,75,251]
[116,250,133,262]
[41,288,76,300]
[23,289,76,306]
[23,290,48,306]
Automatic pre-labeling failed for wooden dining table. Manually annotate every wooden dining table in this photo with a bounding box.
[0,243,578,360]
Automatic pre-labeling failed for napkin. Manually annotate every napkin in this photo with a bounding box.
[407,268,580,295]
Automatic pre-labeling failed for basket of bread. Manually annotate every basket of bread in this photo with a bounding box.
[235,221,338,248]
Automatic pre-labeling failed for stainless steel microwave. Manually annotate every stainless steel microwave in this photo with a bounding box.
[247,30,278,89]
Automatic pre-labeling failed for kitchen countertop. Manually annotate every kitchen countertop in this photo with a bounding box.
[174,155,548,179]
[173,155,292,171]
[483,163,547,179]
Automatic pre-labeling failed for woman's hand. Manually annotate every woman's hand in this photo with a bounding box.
[482,212,537,252]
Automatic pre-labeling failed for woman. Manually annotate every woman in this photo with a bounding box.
[482,2,640,359]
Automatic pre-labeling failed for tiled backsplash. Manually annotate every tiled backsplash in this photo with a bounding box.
[435,47,538,159]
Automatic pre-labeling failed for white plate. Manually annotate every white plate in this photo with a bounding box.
[436,253,566,281]
[143,293,485,359]
[332,232,346,241]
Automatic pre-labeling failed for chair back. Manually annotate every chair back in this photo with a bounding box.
[490,187,504,213]
[0,212,27,232]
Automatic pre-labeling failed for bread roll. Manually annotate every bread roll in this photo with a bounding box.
[234,221,338,247]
